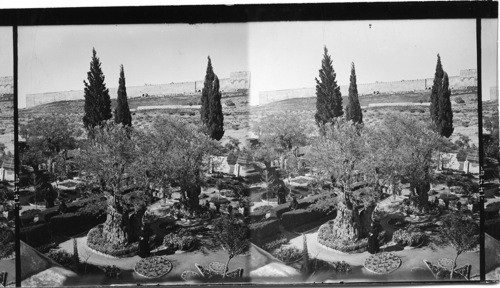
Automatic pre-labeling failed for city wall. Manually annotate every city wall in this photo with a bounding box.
[0,77,13,95]
[26,71,250,108]
[259,69,477,105]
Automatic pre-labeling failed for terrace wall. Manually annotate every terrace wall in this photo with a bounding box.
[25,71,250,108]
[259,69,477,105]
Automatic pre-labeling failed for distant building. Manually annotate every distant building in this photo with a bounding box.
[0,157,14,182]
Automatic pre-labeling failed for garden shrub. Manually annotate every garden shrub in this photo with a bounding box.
[249,219,280,245]
[47,250,73,267]
[309,258,352,273]
[281,209,328,230]
[103,265,121,279]
[0,227,14,259]
[163,234,198,251]
[20,223,51,247]
[271,247,302,263]
[392,229,427,247]
[454,97,465,104]
[261,234,288,252]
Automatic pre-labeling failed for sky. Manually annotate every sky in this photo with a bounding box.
[18,19,496,107]
[0,27,13,78]
[482,19,498,101]
[248,19,479,105]
[18,24,248,108]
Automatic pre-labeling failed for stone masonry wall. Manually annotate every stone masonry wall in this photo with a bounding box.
[259,69,477,105]
[26,71,250,108]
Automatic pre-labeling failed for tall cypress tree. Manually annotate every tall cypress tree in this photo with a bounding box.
[115,64,132,127]
[437,72,454,137]
[345,62,363,124]
[315,46,343,128]
[429,54,444,125]
[83,48,112,130]
[200,56,214,126]
[208,75,224,141]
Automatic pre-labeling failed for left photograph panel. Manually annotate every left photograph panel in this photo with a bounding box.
[0,27,15,286]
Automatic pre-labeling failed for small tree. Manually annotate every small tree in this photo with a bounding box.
[315,46,343,128]
[20,116,78,172]
[437,72,454,137]
[208,75,224,141]
[72,238,80,268]
[437,214,479,279]
[83,48,112,131]
[114,64,132,127]
[345,62,363,124]
[212,216,249,278]
[429,54,444,125]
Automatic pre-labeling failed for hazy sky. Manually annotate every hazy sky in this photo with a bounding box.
[0,27,13,77]
[482,19,498,101]
[19,24,248,108]
[18,19,496,107]
[248,19,478,104]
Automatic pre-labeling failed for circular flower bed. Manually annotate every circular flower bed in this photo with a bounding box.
[134,256,173,278]
[437,258,454,269]
[208,262,226,274]
[364,252,402,274]
[181,270,202,281]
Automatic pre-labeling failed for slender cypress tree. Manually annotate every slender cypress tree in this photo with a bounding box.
[315,47,343,128]
[437,72,454,137]
[115,65,132,126]
[83,48,112,130]
[345,62,363,124]
[200,56,214,126]
[208,75,225,141]
[429,54,444,125]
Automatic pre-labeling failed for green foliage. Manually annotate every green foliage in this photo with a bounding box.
[437,72,454,137]
[309,258,352,273]
[114,65,132,127]
[212,216,249,278]
[437,214,479,254]
[315,46,343,127]
[345,62,363,124]
[83,48,112,130]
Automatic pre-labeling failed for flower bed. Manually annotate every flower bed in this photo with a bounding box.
[181,270,202,281]
[423,260,470,280]
[392,229,427,247]
[86,226,138,257]
[271,247,302,264]
[208,262,226,274]
[194,263,243,280]
[364,252,401,274]
[163,234,198,251]
[135,256,173,278]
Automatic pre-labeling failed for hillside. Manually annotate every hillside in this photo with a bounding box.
[251,91,481,146]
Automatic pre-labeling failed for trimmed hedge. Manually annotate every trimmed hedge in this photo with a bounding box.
[249,219,280,245]
[281,209,328,230]
[20,223,51,247]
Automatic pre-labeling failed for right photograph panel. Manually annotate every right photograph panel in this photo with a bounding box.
[247,19,482,283]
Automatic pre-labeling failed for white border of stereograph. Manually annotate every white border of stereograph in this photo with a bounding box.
[5,1,497,288]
